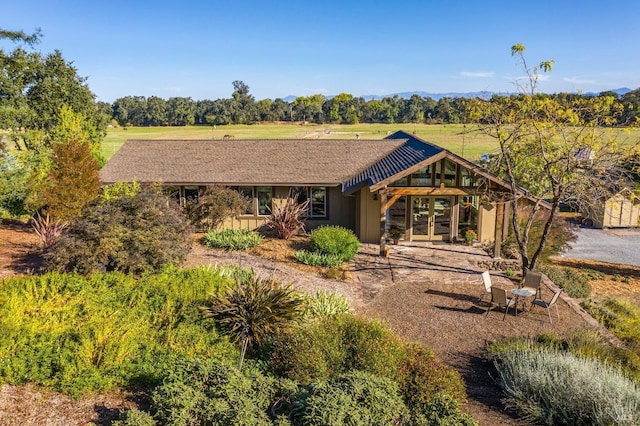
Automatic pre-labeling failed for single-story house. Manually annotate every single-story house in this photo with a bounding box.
[583,188,640,228]
[100,130,532,255]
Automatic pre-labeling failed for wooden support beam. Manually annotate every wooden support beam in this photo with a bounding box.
[382,194,402,211]
[379,190,387,256]
[385,187,487,196]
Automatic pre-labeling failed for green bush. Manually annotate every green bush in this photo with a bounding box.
[410,394,477,426]
[204,228,263,250]
[302,290,352,319]
[398,344,466,407]
[583,297,640,351]
[294,371,409,426]
[495,348,640,425]
[44,187,192,275]
[151,358,279,426]
[0,267,238,396]
[538,264,591,298]
[294,249,344,267]
[263,315,406,385]
[113,408,156,426]
[309,226,360,261]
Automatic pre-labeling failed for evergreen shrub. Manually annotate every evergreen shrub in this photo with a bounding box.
[309,226,360,261]
[204,228,263,250]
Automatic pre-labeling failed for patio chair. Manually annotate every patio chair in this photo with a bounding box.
[531,289,562,323]
[485,287,516,320]
[478,271,492,303]
[521,271,543,299]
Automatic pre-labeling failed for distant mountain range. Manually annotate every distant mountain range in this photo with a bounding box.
[282,88,633,102]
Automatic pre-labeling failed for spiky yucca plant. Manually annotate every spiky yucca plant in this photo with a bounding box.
[266,196,310,240]
[31,211,67,247]
[200,277,304,370]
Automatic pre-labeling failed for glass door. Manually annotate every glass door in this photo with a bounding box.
[412,197,430,240]
[432,197,452,241]
[411,197,452,241]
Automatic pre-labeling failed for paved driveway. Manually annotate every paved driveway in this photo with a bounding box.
[557,227,640,267]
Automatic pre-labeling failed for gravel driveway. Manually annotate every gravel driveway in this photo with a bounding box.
[558,227,640,267]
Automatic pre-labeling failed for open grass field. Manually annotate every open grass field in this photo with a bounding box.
[102,123,501,161]
[102,123,640,162]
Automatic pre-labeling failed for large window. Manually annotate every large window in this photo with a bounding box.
[290,186,327,218]
[238,187,254,214]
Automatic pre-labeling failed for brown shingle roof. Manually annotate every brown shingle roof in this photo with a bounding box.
[99,139,407,186]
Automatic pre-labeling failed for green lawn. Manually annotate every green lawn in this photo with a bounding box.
[102,123,640,162]
[102,123,500,161]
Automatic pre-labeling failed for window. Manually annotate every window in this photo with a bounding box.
[184,186,199,204]
[410,166,432,186]
[238,187,254,214]
[460,166,479,187]
[309,187,326,218]
[444,160,457,186]
[290,186,326,218]
[257,187,273,215]
[390,176,408,186]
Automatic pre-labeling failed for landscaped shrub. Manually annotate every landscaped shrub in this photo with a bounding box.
[266,196,309,240]
[204,228,263,250]
[294,371,409,426]
[185,185,250,231]
[309,225,360,261]
[582,297,640,351]
[200,276,304,371]
[409,394,477,426]
[538,264,591,298]
[263,315,406,385]
[398,344,466,407]
[495,348,640,425]
[44,187,192,275]
[0,267,238,396]
[302,290,352,319]
[113,408,156,426]
[294,249,344,267]
[151,358,279,426]
[489,330,640,384]
[216,263,257,283]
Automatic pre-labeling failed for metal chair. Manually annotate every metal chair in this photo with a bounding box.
[521,271,543,299]
[478,271,492,303]
[531,289,562,323]
[485,287,516,320]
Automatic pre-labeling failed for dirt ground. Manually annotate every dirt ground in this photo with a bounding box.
[1,222,639,425]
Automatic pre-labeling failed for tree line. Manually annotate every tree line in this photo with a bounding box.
[109,81,640,127]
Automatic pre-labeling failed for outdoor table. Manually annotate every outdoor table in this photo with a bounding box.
[511,288,535,316]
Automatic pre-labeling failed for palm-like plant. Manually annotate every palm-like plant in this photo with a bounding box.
[200,276,304,370]
[266,196,310,240]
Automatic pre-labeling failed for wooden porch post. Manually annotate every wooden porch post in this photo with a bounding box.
[493,200,504,258]
[379,190,387,256]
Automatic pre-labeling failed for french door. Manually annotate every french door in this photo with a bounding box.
[411,197,452,241]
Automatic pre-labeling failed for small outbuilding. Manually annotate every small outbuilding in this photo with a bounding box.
[583,188,640,228]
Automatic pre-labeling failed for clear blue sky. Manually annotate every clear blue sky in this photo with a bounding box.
[2,0,639,103]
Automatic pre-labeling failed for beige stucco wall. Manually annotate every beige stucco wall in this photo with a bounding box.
[478,202,497,243]
[356,188,382,243]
